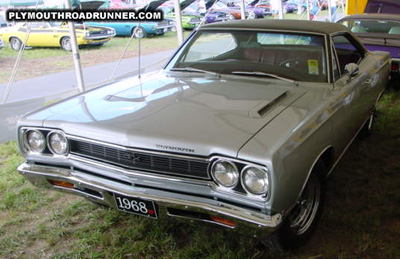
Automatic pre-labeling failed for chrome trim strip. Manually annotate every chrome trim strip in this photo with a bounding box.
[18,163,282,228]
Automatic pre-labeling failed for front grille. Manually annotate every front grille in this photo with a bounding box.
[158,20,173,27]
[89,30,108,36]
[69,140,210,180]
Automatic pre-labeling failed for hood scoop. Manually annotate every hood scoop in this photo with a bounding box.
[249,91,289,118]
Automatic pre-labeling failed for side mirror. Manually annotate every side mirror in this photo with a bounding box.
[345,63,359,78]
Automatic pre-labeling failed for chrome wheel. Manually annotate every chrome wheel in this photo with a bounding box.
[61,37,72,51]
[288,173,321,235]
[133,26,147,38]
[266,161,326,251]
[10,37,22,51]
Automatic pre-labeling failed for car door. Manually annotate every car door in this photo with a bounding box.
[329,33,373,152]
[26,22,56,47]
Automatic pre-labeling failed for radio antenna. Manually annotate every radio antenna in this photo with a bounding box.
[138,22,141,79]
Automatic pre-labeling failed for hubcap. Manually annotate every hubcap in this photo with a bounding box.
[134,27,144,38]
[11,39,21,50]
[63,38,71,51]
[289,174,321,235]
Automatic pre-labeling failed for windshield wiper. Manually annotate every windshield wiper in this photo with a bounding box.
[170,67,221,78]
[232,71,298,86]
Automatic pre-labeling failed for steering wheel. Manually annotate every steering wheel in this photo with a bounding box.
[279,59,299,68]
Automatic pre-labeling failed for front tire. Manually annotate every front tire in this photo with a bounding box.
[132,26,147,39]
[267,160,326,251]
[61,37,72,51]
[10,37,22,51]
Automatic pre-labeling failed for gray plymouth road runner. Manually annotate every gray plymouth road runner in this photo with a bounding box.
[17,20,390,250]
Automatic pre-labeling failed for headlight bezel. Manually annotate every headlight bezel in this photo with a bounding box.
[210,159,240,188]
[23,129,46,154]
[19,127,69,157]
[240,165,270,196]
[47,130,69,156]
[209,156,271,199]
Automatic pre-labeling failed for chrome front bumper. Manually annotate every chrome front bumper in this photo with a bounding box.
[18,162,282,235]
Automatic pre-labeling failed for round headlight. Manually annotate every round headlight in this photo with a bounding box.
[211,160,239,188]
[47,131,69,155]
[25,130,46,153]
[241,167,269,195]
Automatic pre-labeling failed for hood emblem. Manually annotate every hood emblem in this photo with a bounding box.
[156,144,195,153]
[123,153,141,163]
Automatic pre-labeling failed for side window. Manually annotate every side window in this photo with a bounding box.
[29,22,49,29]
[332,34,365,75]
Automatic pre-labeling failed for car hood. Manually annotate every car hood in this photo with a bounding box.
[24,71,307,157]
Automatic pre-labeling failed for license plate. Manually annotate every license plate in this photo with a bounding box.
[113,193,158,219]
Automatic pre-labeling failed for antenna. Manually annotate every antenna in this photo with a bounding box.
[138,22,142,79]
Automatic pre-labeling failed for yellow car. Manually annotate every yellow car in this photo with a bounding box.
[0,21,116,51]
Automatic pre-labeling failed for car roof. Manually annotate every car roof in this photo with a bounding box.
[339,13,400,21]
[200,19,349,35]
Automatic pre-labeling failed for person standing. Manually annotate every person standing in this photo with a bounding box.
[329,0,337,21]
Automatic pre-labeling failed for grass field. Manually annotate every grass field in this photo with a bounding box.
[1,90,399,258]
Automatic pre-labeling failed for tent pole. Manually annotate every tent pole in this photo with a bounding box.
[173,0,184,45]
[65,0,85,92]
[240,0,245,20]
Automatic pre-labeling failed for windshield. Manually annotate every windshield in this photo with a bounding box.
[166,30,327,82]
